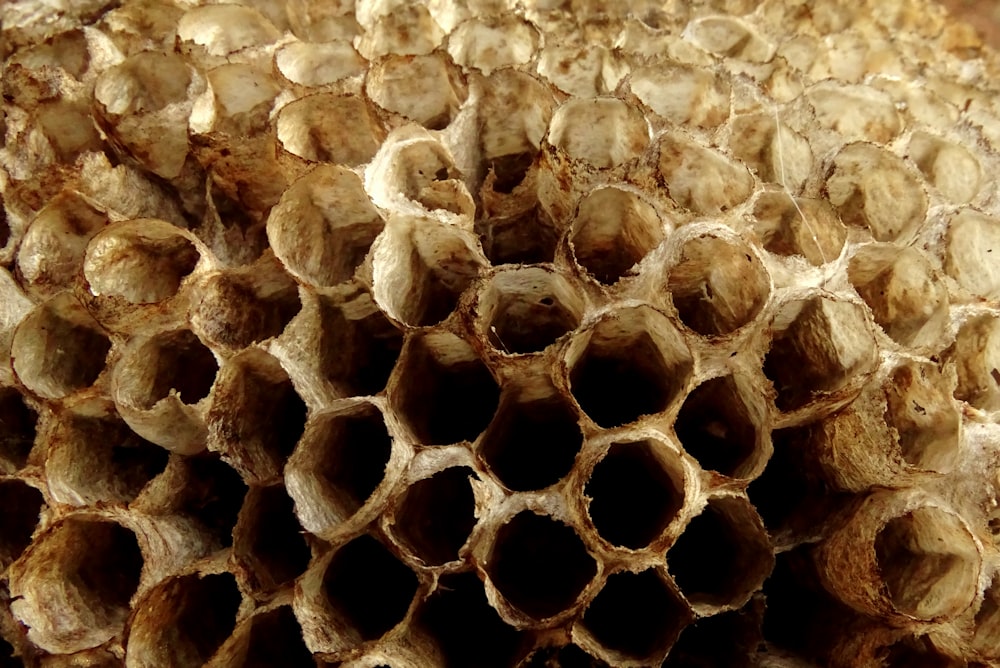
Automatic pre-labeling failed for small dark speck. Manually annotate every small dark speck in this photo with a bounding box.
[435,167,449,180]
[991,368,1000,385]
[912,401,926,415]
[539,296,554,306]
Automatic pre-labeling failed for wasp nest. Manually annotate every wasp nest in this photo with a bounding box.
[3,0,1000,666]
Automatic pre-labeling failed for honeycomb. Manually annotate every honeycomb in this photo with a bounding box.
[2,0,1000,666]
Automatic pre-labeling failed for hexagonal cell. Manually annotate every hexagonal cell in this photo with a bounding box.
[480,385,583,492]
[547,98,649,169]
[391,331,500,445]
[683,16,774,61]
[0,480,43,569]
[393,467,477,566]
[367,132,474,216]
[486,511,598,620]
[267,165,385,288]
[414,572,524,668]
[536,45,627,97]
[762,296,877,412]
[286,403,394,536]
[751,192,847,266]
[945,314,1000,411]
[192,63,281,135]
[884,362,960,473]
[366,53,467,130]
[233,485,311,594]
[567,306,693,428]
[479,267,584,355]
[667,234,770,337]
[152,454,247,548]
[116,329,218,410]
[729,114,813,192]
[805,83,902,143]
[357,4,444,59]
[12,292,111,400]
[372,221,484,328]
[579,569,691,663]
[126,572,242,667]
[569,187,665,285]
[667,496,774,609]
[207,349,307,484]
[10,518,143,653]
[972,575,1000,657]
[824,143,927,242]
[627,62,730,129]
[447,16,539,76]
[943,209,1000,301]
[478,206,559,265]
[178,4,280,57]
[907,132,981,204]
[585,440,686,550]
[275,40,366,86]
[674,375,766,478]
[848,244,949,347]
[662,606,763,668]
[276,93,384,166]
[224,606,315,668]
[657,133,754,215]
[321,534,419,642]
[0,388,38,473]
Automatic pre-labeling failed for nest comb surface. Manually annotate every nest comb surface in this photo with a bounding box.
[2,0,1000,666]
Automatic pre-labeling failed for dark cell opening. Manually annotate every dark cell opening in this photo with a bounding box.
[395,467,477,566]
[481,396,582,491]
[416,572,524,668]
[74,521,143,613]
[673,376,757,477]
[318,297,403,397]
[0,633,17,668]
[0,481,43,566]
[314,406,392,514]
[488,292,580,354]
[0,197,9,248]
[486,511,597,620]
[322,534,418,641]
[662,604,764,668]
[581,569,690,659]
[522,645,609,668]
[879,635,958,668]
[240,486,311,592]
[171,573,242,665]
[488,152,534,193]
[585,440,684,549]
[176,455,248,547]
[240,607,315,668]
[148,330,218,406]
[0,389,37,470]
[33,308,111,395]
[570,189,664,285]
[478,207,559,266]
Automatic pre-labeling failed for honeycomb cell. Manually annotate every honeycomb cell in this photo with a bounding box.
[567,306,693,428]
[907,131,981,204]
[480,386,582,492]
[751,192,847,266]
[521,645,607,668]
[393,467,477,566]
[657,133,754,215]
[667,495,773,610]
[478,267,584,355]
[366,53,467,130]
[729,113,813,192]
[578,568,690,664]
[569,187,665,285]
[115,329,217,409]
[321,534,419,642]
[805,83,902,143]
[662,607,764,668]
[762,296,877,412]
[276,93,384,166]
[674,375,767,478]
[972,575,1000,657]
[536,45,627,97]
[126,572,242,668]
[666,234,770,337]
[683,16,775,62]
[447,16,538,76]
[0,480,43,568]
[884,362,960,472]
[12,292,111,400]
[0,388,38,472]
[275,40,366,87]
[824,142,927,241]
[357,5,444,59]
[946,314,1000,411]
[486,511,597,620]
[479,206,559,265]
[191,63,280,135]
[223,606,315,668]
[207,349,307,484]
[878,634,962,668]
[584,439,686,550]
[372,220,484,327]
[627,62,730,129]
[10,518,143,653]
[233,485,311,594]
[390,331,500,445]
[285,402,395,537]
[414,572,524,668]
[848,244,949,347]
[166,455,248,548]
[177,4,280,57]
[547,98,649,169]
[944,209,1000,301]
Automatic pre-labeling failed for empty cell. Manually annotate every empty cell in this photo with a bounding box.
[522,645,607,667]
[394,467,477,566]
[357,5,444,59]
[751,192,846,266]
[662,607,763,668]
[879,634,960,668]
[171,455,248,547]
[585,440,685,549]
[275,40,366,87]
[178,4,280,57]
[883,363,960,472]
[667,235,770,337]
[674,375,761,478]
[825,143,927,242]
[536,45,627,97]
[447,16,538,76]
[944,209,1000,301]
[657,133,754,215]
[580,569,690,661]
[119,330,218,410]
[366,53,467,129]
[762,297,876,412]
[276,93,384,166]
[570,188,665,285]
[392,332,500,445]
[480,268,584,355]
[322,534,418,641]
[568,307,693,428]
[729,114,813,192]
[315,295,404,397]
[0,388,37,471]
[234,485,311,594]
[231,607,315,668]
[0,481,43,567]
[478,206,559,265]
[972,576,1000,657]
[415,572,524,667]
[207,350,308,484]
[193,63,280,135]
[12,293,111,400]
[487,511,597,620]
[947,314,1000,411]
[267,165,385,287]
[907,132,981,204]
[367,133,474,216]
[548,98,649,169]
[627,63,730,129]
[480,389,582,492]
[667,496,773,609]
[127,572,242,667]
[806,83,902,143]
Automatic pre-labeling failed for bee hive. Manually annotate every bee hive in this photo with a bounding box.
[2,0,1000,666]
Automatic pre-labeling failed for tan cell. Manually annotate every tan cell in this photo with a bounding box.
[728,113,813,192]
[0,479,43,571]
[366,53,467,130]
[751,192,847,265]
[547,98,650,170]
[356,5,446,59]
[626,62,731,129]
[390,466,479,566]
[972,574,1000,658]
[207,603,314,667]
[176,5,281,58]
[805,83,902,144]
[944,208,1000,301]
[0,388,38,473]
[907,131,982,204]
[946,314,1000,411]
[657,132,754,215]
[447,16,539,76]
[275,41,367,87]
[682,15,775,62]
[231,485,312,595]
[275,93,385,166]
[189,63,280,136]
[536,45,629,98]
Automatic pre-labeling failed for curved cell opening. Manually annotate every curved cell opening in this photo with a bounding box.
[570,188,664,285]
[751,192,846,266]
[315,294,403,397]
[233,606,315,668]
[548,98,649,169]
[0,389,37,471]
[674,376,761,478]
[122,330,218,409]
[276,93,383,166]
[234,485,311,594]
[481,268,584,355]
[172,455,248,547]
[394,467,477,566]
[0,481,43,567]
